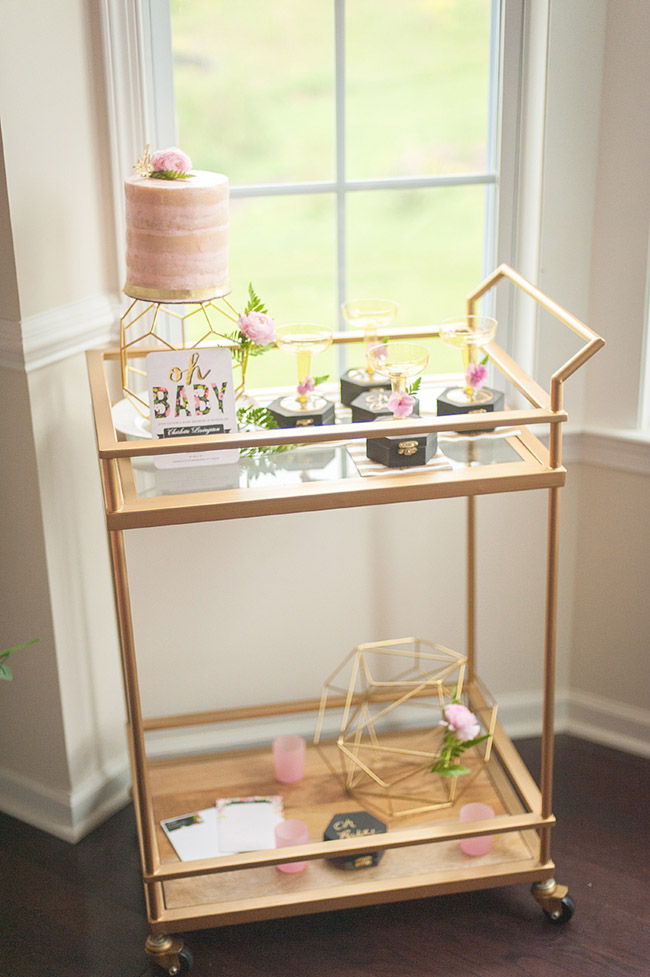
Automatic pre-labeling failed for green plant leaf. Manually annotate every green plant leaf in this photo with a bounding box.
[236,404,293,457]
[312,374,330,386]
[243,282,268,316]
[150,169,195,181]
[406,377,422,395]
[479,354,489,365]
[0,662,13,680]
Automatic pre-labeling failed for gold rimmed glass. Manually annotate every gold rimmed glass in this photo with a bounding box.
[275,323,334,411]
[341,298,399,378]
[438,315,497,404]
[367,342,429,418]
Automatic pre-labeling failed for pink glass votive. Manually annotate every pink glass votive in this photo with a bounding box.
[459,802,495,856]
[272,734,306,784]
[275,818,309,873]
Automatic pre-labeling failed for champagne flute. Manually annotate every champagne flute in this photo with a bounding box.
[438,315,497,404]
[341,299,399,378]
[275,323,333,412]
[367,342,429,418]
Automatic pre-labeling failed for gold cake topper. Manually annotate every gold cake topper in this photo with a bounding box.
[133,144,154,178]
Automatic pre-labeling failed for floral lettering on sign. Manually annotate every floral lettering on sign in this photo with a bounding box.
[175,385,191,417]
[152,387,171,419]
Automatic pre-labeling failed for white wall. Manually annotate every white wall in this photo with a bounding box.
[0,0,648,843]
[0,0,128,841]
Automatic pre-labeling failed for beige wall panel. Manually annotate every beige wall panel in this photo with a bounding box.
[571,463,650,710]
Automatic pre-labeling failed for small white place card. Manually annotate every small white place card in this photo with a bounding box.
[216,795,284,854]
[146,348,239,469]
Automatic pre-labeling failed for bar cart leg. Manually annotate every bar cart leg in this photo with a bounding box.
[531,878,576,924]
[145,934,194,975]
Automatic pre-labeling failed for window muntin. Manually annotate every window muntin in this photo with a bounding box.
[158,0,503,379]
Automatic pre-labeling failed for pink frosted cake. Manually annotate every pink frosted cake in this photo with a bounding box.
[124,170,230,302]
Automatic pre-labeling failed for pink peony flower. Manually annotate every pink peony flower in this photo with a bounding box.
[150,146,192,174]
[465,363,488,389]
[297,376,315,397]
[238,311,276,346]
[387,390,416,419]
[440,703,481,742]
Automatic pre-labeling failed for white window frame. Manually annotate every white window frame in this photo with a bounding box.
[102,0,528,366]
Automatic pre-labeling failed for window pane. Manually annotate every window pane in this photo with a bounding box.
[170,0,335,184]
[228,194,338,388]
[346,186,488,370]
[346,0,493,179]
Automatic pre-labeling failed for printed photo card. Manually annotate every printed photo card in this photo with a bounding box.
[146,348,239,469]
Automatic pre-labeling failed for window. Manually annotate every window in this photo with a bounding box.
[113,0,522,387]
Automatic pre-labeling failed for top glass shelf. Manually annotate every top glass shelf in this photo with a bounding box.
[88,348,568,530]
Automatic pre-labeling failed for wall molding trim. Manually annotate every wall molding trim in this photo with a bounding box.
[562,427,650,475]
[0,756,131,843]
[566,689,650,758]
[2,686,647,843]
[0,292,121,373]
[141,688,650,764]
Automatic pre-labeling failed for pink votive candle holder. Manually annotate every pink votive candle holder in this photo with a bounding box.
[459,802,495,856]
[275,818,309,873]
[272,734,306,784]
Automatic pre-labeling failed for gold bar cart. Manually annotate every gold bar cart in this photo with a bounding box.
[87,265,604,975]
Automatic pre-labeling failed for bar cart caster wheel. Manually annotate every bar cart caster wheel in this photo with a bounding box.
[544,894,575,924]
[145,934,193,974]
[532,879,575,924]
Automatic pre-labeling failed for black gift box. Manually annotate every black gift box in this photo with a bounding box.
[366,419,438,468]
[267,396,336,429]
[323,811,387,869]
[436,387,505,429]
[351,389,421,424]
[340,368,391,407]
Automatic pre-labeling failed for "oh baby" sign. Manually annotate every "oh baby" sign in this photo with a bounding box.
[145,348,239,469]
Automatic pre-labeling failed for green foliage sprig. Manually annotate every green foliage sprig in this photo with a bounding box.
[236,403,293,458]
[431,686,490,778]
[150,169,195,181]
[243,282,268,316]
[0,639,39,681]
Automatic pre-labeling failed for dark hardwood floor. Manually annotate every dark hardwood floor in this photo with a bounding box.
[2,735,649,977]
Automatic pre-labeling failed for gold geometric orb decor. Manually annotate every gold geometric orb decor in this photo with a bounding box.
[119,296,241,415]
[314,636,497,821]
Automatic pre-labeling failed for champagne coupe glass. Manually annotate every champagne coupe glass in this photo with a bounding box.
[438,315,497,405]
[341,299,399,378]
[275,323,333,412]
[366,342,429,418]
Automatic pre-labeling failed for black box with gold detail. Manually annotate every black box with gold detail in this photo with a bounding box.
[340,369,391,408]
[267,396,336,428]
[351,388,420,424]
[323,811,387,869]
[366,419,437,468]
[436,386,505,426]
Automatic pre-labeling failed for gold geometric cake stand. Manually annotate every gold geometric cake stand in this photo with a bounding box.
[120,294,241,415]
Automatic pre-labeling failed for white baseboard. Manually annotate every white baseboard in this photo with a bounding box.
[0,756,131,843]
[144,687,650,762]
[2,688,647,843]
[565,689,650,758]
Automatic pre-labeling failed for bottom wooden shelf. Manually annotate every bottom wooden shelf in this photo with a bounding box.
[142,730,553,933]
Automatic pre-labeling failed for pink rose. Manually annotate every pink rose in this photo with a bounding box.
[387,391,416,419]
[238,311,276,346]
[465,363,488,389]
[440,703,480,742]
[297,376,315,396]
[150,146,192,174]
